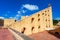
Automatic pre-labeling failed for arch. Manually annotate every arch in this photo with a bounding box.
[45,14,47,16]
[42,13,44,15]
[45,11,47,12]
[48,10,49,12]
[21,27,26,33]
[15,20,16,22]
[38,14,40,17]
[48,14,50,16]
[46,25,48,28]
[38,26,40,29]
[55,32,59,35]
[31,18,34,23]
[38,18,40,21]
[31,27,34,31]
[45,19,47,21]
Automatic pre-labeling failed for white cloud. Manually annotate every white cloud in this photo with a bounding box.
[16,14,20,17]
[9,4,39,20]
[14,13,21,20]
[15,7,27,20]
[14,17,18,20]
[9,11,21,20]
[9,12,21,20]
[25,15,29,17]
[15,4,39,20]
[55,17,60,20]
[17,11,21,14]
[22,10,27,13]
[9,16,20,20]
[9,17,13,19]
[0,17,4,19]
[23,4,39,11]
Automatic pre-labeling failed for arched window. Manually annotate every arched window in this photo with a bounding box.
[48,15,50,16]
[38,14,40,17]
[45,14,47,16]
[45,19,47,21]
[48,10,49,12]
[31,27,34,31]
[31,18,34,23]
[38,18,40,21]
[55,32,59,35]
[46,25,48,28]
[45,11,47,12]
[15,20,16,22]
[48,20,50,21]
[21,27,26,33]
[49,25,50,27]
[42,13,44,15]
[38,26,40,29]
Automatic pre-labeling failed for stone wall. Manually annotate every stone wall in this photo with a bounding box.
[9,6,53,35]
[4,19,15,28]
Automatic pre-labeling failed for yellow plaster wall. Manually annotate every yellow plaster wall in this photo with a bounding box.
[9,6,53,35]
[4,19,15,28]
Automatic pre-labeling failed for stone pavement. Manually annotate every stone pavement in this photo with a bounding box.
[29,31,60,40]
[0,28,14,40]
[8,28,32,40]
[0,28,32,40]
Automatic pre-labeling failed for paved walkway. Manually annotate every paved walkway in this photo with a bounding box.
[0,28,14,40]
[0,28,32,40]
[8,28,32,40]
[29,31,60,40]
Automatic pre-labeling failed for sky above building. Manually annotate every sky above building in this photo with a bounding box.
[0,0,60,20]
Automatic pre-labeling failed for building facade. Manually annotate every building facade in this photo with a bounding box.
[4,19,16,28]
[0,19,15,28]
[9,6,53,35]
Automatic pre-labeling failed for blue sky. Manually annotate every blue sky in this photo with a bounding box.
[0,0,60,20]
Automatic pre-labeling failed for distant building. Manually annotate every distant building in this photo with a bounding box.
[4,19,16,28]
[0,19,16,28]
[0,19,4,27]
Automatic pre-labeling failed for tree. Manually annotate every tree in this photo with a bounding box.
[53,19,58,25]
